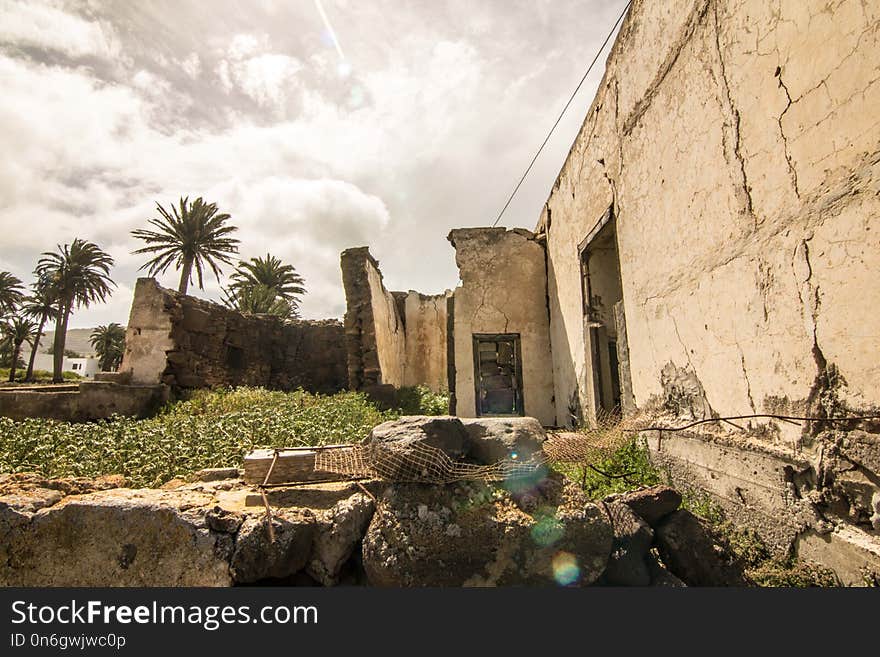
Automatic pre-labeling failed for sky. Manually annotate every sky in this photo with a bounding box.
[0,0,625,328]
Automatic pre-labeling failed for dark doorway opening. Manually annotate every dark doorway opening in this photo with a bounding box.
[578,207,634,418]
[473,334,524,416]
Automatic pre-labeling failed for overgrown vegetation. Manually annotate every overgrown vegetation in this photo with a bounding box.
[554,437,662,499]
[395,385,450,416]
[679,487,838,586]
[0,387,396,487]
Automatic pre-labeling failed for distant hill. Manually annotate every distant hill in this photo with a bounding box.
[36,328,106,357]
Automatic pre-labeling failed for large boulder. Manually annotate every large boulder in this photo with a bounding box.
[654,510,750,586]
[459,417,546,464]
[230,510,316,584]
[362,477,612,587]
[602,501,654,586]
[1,486,233,586]
[613,485,682,527]
[367,416,469,460]
[307,492,375,585]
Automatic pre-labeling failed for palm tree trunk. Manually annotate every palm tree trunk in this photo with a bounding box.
[178,257,194,295]
[9,342,21,382]
[25,313,46,382]
[52,305,71,384]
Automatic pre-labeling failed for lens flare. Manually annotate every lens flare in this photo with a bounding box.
[531,513,565,547]
[552,551,580,586]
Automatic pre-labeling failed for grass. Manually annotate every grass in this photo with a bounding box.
[0,386,448,487]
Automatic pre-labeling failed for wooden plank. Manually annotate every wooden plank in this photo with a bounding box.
[243,445,353,485]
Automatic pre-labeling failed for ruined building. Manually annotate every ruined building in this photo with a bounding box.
[342,0,880,582]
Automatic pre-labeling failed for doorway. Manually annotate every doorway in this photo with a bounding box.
[473,334,524,416]
[578,207,633,418]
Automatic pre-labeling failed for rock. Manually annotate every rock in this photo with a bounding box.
[602,501,654,586]
[646,553,687,587]
[307,493,375,586]
[0,488,232,586]
[654,510,750,586]
[614,485,682,527]
[191,468,242,482]
[367,415,469,460]
[459,417,546,464]
[362,478,612,587]
[230,510,316,584]
[206,506,244,534]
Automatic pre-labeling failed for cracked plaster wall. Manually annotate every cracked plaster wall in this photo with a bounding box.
[542,0,880,437]
[448,228,556,426]
[538,0,879,575]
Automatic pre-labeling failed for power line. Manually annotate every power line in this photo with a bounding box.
[491,0,632,228]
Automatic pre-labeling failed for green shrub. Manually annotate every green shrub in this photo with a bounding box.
[555,436,661,499]
[395,385,449,416]
[0,387,395,487]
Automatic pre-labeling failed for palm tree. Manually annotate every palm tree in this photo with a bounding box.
[225,253,305,319]
[131,196,240,295]
[223,283,295,319]
[1,316,39,382]
[0,271,24,317]
[35,239,115,383]
[90,323,126,372]
[21,277,59,382]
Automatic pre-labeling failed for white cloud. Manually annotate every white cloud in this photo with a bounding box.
[0,0,120,59]
[180,52,201,79]
[216,33,303,112]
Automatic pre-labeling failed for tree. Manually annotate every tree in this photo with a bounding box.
[224,253,305,319]
[90,323,126,372]
[1,316,39,382]
[223,283,296,319]
[0,271,24,317]
[131,196,240,295]
[21,277,59,382]
[35,239,115,383]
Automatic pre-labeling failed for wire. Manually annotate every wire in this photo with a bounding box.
[620,413,880,434]
[491,0,633,228]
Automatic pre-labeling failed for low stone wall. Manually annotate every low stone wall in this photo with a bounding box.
[0,382,168,422]
[121,278,347,394]
[646,425,880,585]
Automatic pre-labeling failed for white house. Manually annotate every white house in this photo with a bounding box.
[31,353,100,379]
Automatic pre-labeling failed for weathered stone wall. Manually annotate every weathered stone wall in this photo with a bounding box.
[121,278,347,394]
[448,228,556,426]
[341,248,448,393]
[539,0,880,571]
[0,381,168,422]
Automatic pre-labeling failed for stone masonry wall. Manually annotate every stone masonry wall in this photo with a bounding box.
[120,278,347,394]
[539,0,880,575]
[341,248,448,393]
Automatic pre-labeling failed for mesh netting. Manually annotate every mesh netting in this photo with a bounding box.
[315,441,547,484]
[315,412,640,484]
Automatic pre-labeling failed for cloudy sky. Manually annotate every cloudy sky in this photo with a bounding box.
[0,0,625,328]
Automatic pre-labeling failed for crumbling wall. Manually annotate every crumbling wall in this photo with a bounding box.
[120,278,347,394]
[341,248,448,393]
[540,0,880,576]
[0,381,168,422]
[448,228,555,426]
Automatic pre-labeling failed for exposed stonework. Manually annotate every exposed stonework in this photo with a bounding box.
[448,228,555,426]
[0,381,168,422]
[341,247,449,393]
[121,278,347,394]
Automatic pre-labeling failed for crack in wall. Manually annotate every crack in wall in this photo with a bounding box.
[776,69,802,198]
[622,0,712,136]
[712,0,757,228]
